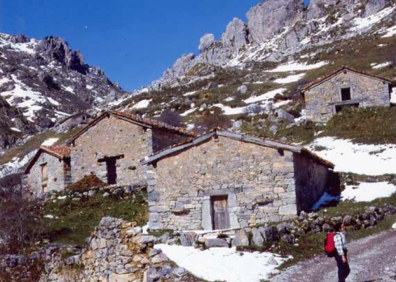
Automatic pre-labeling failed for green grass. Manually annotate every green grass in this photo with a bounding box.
[322,107,396,144]
[0,128,80,166]
[44,191,148,246]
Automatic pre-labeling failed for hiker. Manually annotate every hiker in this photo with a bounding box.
[334,222,350,282]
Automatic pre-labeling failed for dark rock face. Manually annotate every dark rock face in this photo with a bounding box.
[0,33,129,152]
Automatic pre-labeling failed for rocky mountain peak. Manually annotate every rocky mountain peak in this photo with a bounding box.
[221,18,250,52]
[36,36,89,75]
[246,0,304,44]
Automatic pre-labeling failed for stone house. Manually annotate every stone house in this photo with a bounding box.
[54,112,91,133]
[143,130,335,231]
[67,111,196,187]
[301,67,392,122]
[24,146,72,195]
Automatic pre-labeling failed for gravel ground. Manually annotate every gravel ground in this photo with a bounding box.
[271,229,396,282]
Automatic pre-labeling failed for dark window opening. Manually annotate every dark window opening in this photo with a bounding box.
[335,103,359,113]
[211,195,230,230]
[341,87,352,101]
[106,159,117,185]
[98,155,124,185]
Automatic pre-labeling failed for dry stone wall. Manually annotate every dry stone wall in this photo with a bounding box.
[305,70,391,122]
[148,136,330,231]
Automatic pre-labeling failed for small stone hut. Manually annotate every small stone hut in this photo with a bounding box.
[143,130,335,231]
[67,111,196,187]
[24,146,72,195]
[301,66,392,122]
[54,112,91,133]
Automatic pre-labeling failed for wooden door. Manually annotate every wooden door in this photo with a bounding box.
[211,196,230,230]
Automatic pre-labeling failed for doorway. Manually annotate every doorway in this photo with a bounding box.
[211,196,230,230]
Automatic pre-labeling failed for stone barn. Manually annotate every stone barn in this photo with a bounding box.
[301,67,392,122]
[55,112,91,133]
[143,130,335,231]
[67,111,196,187]
[24,146,72,195]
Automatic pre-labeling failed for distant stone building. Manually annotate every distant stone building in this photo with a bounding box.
[67,111,196,187]
[301,67,392,122]
[143,130,335,231]
[54,112,91,133]
[24,146,71,195]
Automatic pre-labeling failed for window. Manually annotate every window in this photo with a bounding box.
[340,87,352,101]
[106,159,117,185]
[41,163,48,192]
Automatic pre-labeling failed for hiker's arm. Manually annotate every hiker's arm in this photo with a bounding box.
[334,235,344,256]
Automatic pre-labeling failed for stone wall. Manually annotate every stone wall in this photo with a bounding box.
[147,136,330,231]
[305,70,391,122]
[0,218,198,282]
[27,153,70,195]
[293,152,330,213]
[71,115,152,187]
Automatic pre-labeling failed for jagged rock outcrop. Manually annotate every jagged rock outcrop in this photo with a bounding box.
[199,33,215,53]
[150,0,396,90]
[221,18,250,52]
[246,0,304,44]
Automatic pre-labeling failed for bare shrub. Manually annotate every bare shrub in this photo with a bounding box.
[197,107,231,131]
[158,110,183,127]
[0,184,46,254]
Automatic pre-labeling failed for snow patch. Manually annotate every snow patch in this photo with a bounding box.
[274,73,305,84]
[213,104,247,115]
[244,88,287,104]
[352,6,396,31]
[381,24,396,38]
[41,138,59,146]
[309,137,396,176]
[156,244,286,282]
[343,182,396,202]
[371,62,391,69]
[10,127,21,132]
[132,99,152,109]
[391,88,396,104]
[268,61,328,73]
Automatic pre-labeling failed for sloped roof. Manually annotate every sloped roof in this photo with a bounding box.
[301,66,392,92]
[24,146,71,174]
[67,111,196,145]
[142,129,334,169]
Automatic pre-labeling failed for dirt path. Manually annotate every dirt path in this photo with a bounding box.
[271,230,396,282]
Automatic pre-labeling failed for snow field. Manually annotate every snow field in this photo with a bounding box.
[309,137,396,176]
[343,182,396,202]
[156,244,286,282]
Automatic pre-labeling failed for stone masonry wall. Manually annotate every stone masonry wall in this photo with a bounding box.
[305,70,391,122]
[293,153,330,213]
[71,115,152,186]
[27,153,69,196]
[148,136,300,231]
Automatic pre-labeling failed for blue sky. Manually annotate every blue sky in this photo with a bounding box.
[1,0,310,91]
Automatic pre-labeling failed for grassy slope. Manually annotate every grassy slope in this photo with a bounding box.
[44,191,148,246]
[0,128,80,167]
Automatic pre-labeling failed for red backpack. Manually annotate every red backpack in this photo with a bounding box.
[324,232,337,257]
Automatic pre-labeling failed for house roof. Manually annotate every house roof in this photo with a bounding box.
[301,66,392,92]
[24,146,71,174]
[141,129,335,169]
[67,111,197,145]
